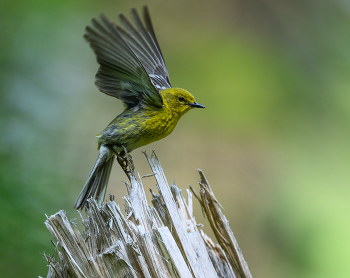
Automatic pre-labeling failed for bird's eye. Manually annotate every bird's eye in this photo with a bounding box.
[178,96,185,102]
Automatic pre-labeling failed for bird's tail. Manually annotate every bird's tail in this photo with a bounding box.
[74,145,115,210]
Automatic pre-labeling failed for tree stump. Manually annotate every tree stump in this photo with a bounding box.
[42,152,252,278]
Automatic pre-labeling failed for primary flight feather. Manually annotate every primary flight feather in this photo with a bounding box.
[74,6,205,210]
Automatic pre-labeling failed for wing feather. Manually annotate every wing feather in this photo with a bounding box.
[118,6,172,91]
[85,12,164,109]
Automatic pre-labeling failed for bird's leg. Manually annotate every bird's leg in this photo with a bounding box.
[121,146,135,174]
[116,151,128,172]
[116,151,130,175]
[107,146,134,177]
[107,146,127,173]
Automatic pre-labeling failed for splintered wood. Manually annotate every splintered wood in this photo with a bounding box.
[43,152,252,278]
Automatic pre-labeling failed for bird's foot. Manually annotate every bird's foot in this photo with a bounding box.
[116,149,134,176]
[107,145,134,178]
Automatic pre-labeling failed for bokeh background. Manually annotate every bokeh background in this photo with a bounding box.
[1,0,350,277]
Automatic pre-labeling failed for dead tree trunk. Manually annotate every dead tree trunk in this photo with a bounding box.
[42,151,252,278]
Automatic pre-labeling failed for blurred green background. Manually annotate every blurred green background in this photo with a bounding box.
[1,0,350,277]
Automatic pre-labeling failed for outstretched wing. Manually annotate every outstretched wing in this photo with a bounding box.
[85,6,169,109]
[117,6,171,91]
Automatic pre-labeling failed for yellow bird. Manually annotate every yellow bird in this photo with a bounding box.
[74,6,205,209]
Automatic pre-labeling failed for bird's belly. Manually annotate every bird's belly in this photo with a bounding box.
[128,115,178,149]
[98,111,178,152]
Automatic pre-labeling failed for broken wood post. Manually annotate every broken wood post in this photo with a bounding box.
[42,151,253,278]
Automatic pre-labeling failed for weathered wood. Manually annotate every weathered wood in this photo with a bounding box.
[191,170,252,278]
[42,151,252,278]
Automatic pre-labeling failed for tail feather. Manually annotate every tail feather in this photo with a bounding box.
[74,145,115,209]
[95,156,114,206]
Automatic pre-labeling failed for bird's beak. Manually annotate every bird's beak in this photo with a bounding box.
[188,102,205,108]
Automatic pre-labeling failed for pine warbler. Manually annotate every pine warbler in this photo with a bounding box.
[74,6,205,209]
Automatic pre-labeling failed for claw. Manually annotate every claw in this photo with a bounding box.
[106,145,135,178]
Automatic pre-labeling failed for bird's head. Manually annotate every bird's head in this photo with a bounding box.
[161,88,205,116]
